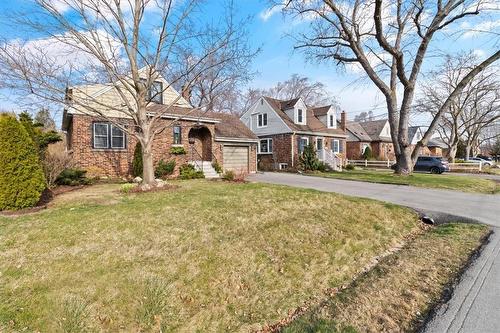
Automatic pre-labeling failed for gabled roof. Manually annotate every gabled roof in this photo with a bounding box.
[262,96,346,136]
[408,126,421,143]
[311,105,331,116]
[346,121,371,141]
[427,138,448,149]
[359,119,391,142]
[147,104,257,141]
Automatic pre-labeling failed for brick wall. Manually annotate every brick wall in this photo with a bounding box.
[68,115,256,178]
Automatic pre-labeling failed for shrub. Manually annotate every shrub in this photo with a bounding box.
[170,146,186,155]
[19,111,61,155]
[222,170,235,181]
[299,143,320,171]
[212,161,223,174]
[316,161,329,172]
[179,164,204,179]
[55,168,91,186]
[345,164,355,171]
[155,159,176,178]
[362,146,373,160]
[43,142,74,188]
[120,183,137,193]
[0,114,46,210]
[132,142,143,177]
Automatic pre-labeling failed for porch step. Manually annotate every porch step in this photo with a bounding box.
[189,161,220,179]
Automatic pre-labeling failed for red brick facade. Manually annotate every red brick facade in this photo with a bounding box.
[67,115,256,178]
[257,133,346,170]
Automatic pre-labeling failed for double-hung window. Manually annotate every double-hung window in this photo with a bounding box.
[332,139,340,153]
[258,113,268,127]
[298,137,309,154]
[329,114,335,127]
[297,109,303,123]
[259,138,273,154]
[316,138,323,151]
[141,79,163,104]
[173,125,182,144]
[93,122,126,149]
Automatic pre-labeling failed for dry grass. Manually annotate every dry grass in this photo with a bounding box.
[0,181,421,332]
[283,223,490,333]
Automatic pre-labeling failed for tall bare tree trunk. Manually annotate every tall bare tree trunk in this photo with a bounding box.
[142,142,155,185]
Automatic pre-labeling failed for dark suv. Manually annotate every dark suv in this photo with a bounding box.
[414,156,449,174]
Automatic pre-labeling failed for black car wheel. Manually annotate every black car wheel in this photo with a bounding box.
[430,167,440,174]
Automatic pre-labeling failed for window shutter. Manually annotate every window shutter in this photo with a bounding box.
[339,140,344,153]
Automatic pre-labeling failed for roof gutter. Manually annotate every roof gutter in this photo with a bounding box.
[215,136,259,143]
[294,130,348,138]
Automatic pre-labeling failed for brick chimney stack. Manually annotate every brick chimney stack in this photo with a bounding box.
[340,110,346,131]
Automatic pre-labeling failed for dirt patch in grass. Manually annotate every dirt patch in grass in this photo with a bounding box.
[281,223,490,333]
[0,181,420,332]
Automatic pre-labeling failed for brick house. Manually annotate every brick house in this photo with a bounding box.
[346,120,444,160]
[240,96,347,170]
[62,71,258,178]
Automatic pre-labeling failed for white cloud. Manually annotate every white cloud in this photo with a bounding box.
[462,19,500,38]
[259,5,282,22]
[473,49,486,58]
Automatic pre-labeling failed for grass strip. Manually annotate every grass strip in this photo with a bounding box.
[281,223,490,333]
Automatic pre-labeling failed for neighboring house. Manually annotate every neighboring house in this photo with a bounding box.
[240,96,347,170]
[62,69,258,178]
[346,119,395,160]
[426,139,448,157]
[346,121,444,160]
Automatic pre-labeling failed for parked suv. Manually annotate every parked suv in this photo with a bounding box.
[467,157,494,166]
[414,156,449,174]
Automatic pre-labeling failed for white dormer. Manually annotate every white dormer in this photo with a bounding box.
[283,98,307,125]
[326,107,337,129]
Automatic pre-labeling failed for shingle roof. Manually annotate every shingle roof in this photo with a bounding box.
[263,96,346,136]
[427,138,448,148]
[311,105,331,116]
[279,98,300,110]
[346,121,372,141]
[147,104,257,140]
[359,119,391,142]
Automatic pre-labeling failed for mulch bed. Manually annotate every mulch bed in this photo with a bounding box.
[126,183,180,194]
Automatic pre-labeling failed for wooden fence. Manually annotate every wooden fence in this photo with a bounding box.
[347,159,486,173]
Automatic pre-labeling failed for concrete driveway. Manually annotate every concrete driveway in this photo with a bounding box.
[248,172,500,333]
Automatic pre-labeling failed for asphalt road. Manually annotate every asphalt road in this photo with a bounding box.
[248,172,500,333]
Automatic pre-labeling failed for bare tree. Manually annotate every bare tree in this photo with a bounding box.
[416,53,500,161]
[0,0,252,185]
[282,0,500,174]
[173,12,260,113]
[241,74,338,113]
[354,111,374,122]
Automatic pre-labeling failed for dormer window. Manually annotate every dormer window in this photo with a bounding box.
[258,113,268,127]
[297,109,303,123]
[329,114,335,127]
[142,79,163,104]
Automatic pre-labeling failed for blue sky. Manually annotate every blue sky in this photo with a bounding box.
[0,0,498,124]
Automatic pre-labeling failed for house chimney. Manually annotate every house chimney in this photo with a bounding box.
[181,84,191,103]
[340,110,346,131]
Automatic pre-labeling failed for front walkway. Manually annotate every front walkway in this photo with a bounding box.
[248,172,500,333]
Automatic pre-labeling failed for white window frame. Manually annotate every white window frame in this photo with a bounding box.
[329,114,335,128]
[259,138,273,154]
[316,137,323,151]
[93,123,109,149]
[93,122,126,149]
[297,109,304,123]
[332,139,340,153]
[173,125,182,144]
[257,113,268,128]
[110,124,126,149]
[298,136,309,154]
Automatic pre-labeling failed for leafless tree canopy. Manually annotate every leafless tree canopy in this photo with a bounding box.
[242,74,338,113]
[0,0,256,184]
[416,53,499,161]
[282,0,500,173]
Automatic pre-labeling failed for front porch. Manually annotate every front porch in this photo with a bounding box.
[317,148,343,171]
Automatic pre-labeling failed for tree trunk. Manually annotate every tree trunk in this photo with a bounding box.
[395,146,413,174]
[142,143,156,185]
[465,143,472,160]
[448,144,458,162]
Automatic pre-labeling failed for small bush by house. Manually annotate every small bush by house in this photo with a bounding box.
[0,114,46,210]
[170,146,186,155]
[55,168,92,186]
[362,146,374,160]
[179,164,204,179]
[155,159,176,178]
[222,170,235,181]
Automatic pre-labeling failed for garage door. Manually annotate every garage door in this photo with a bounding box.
[223,145,249,172]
